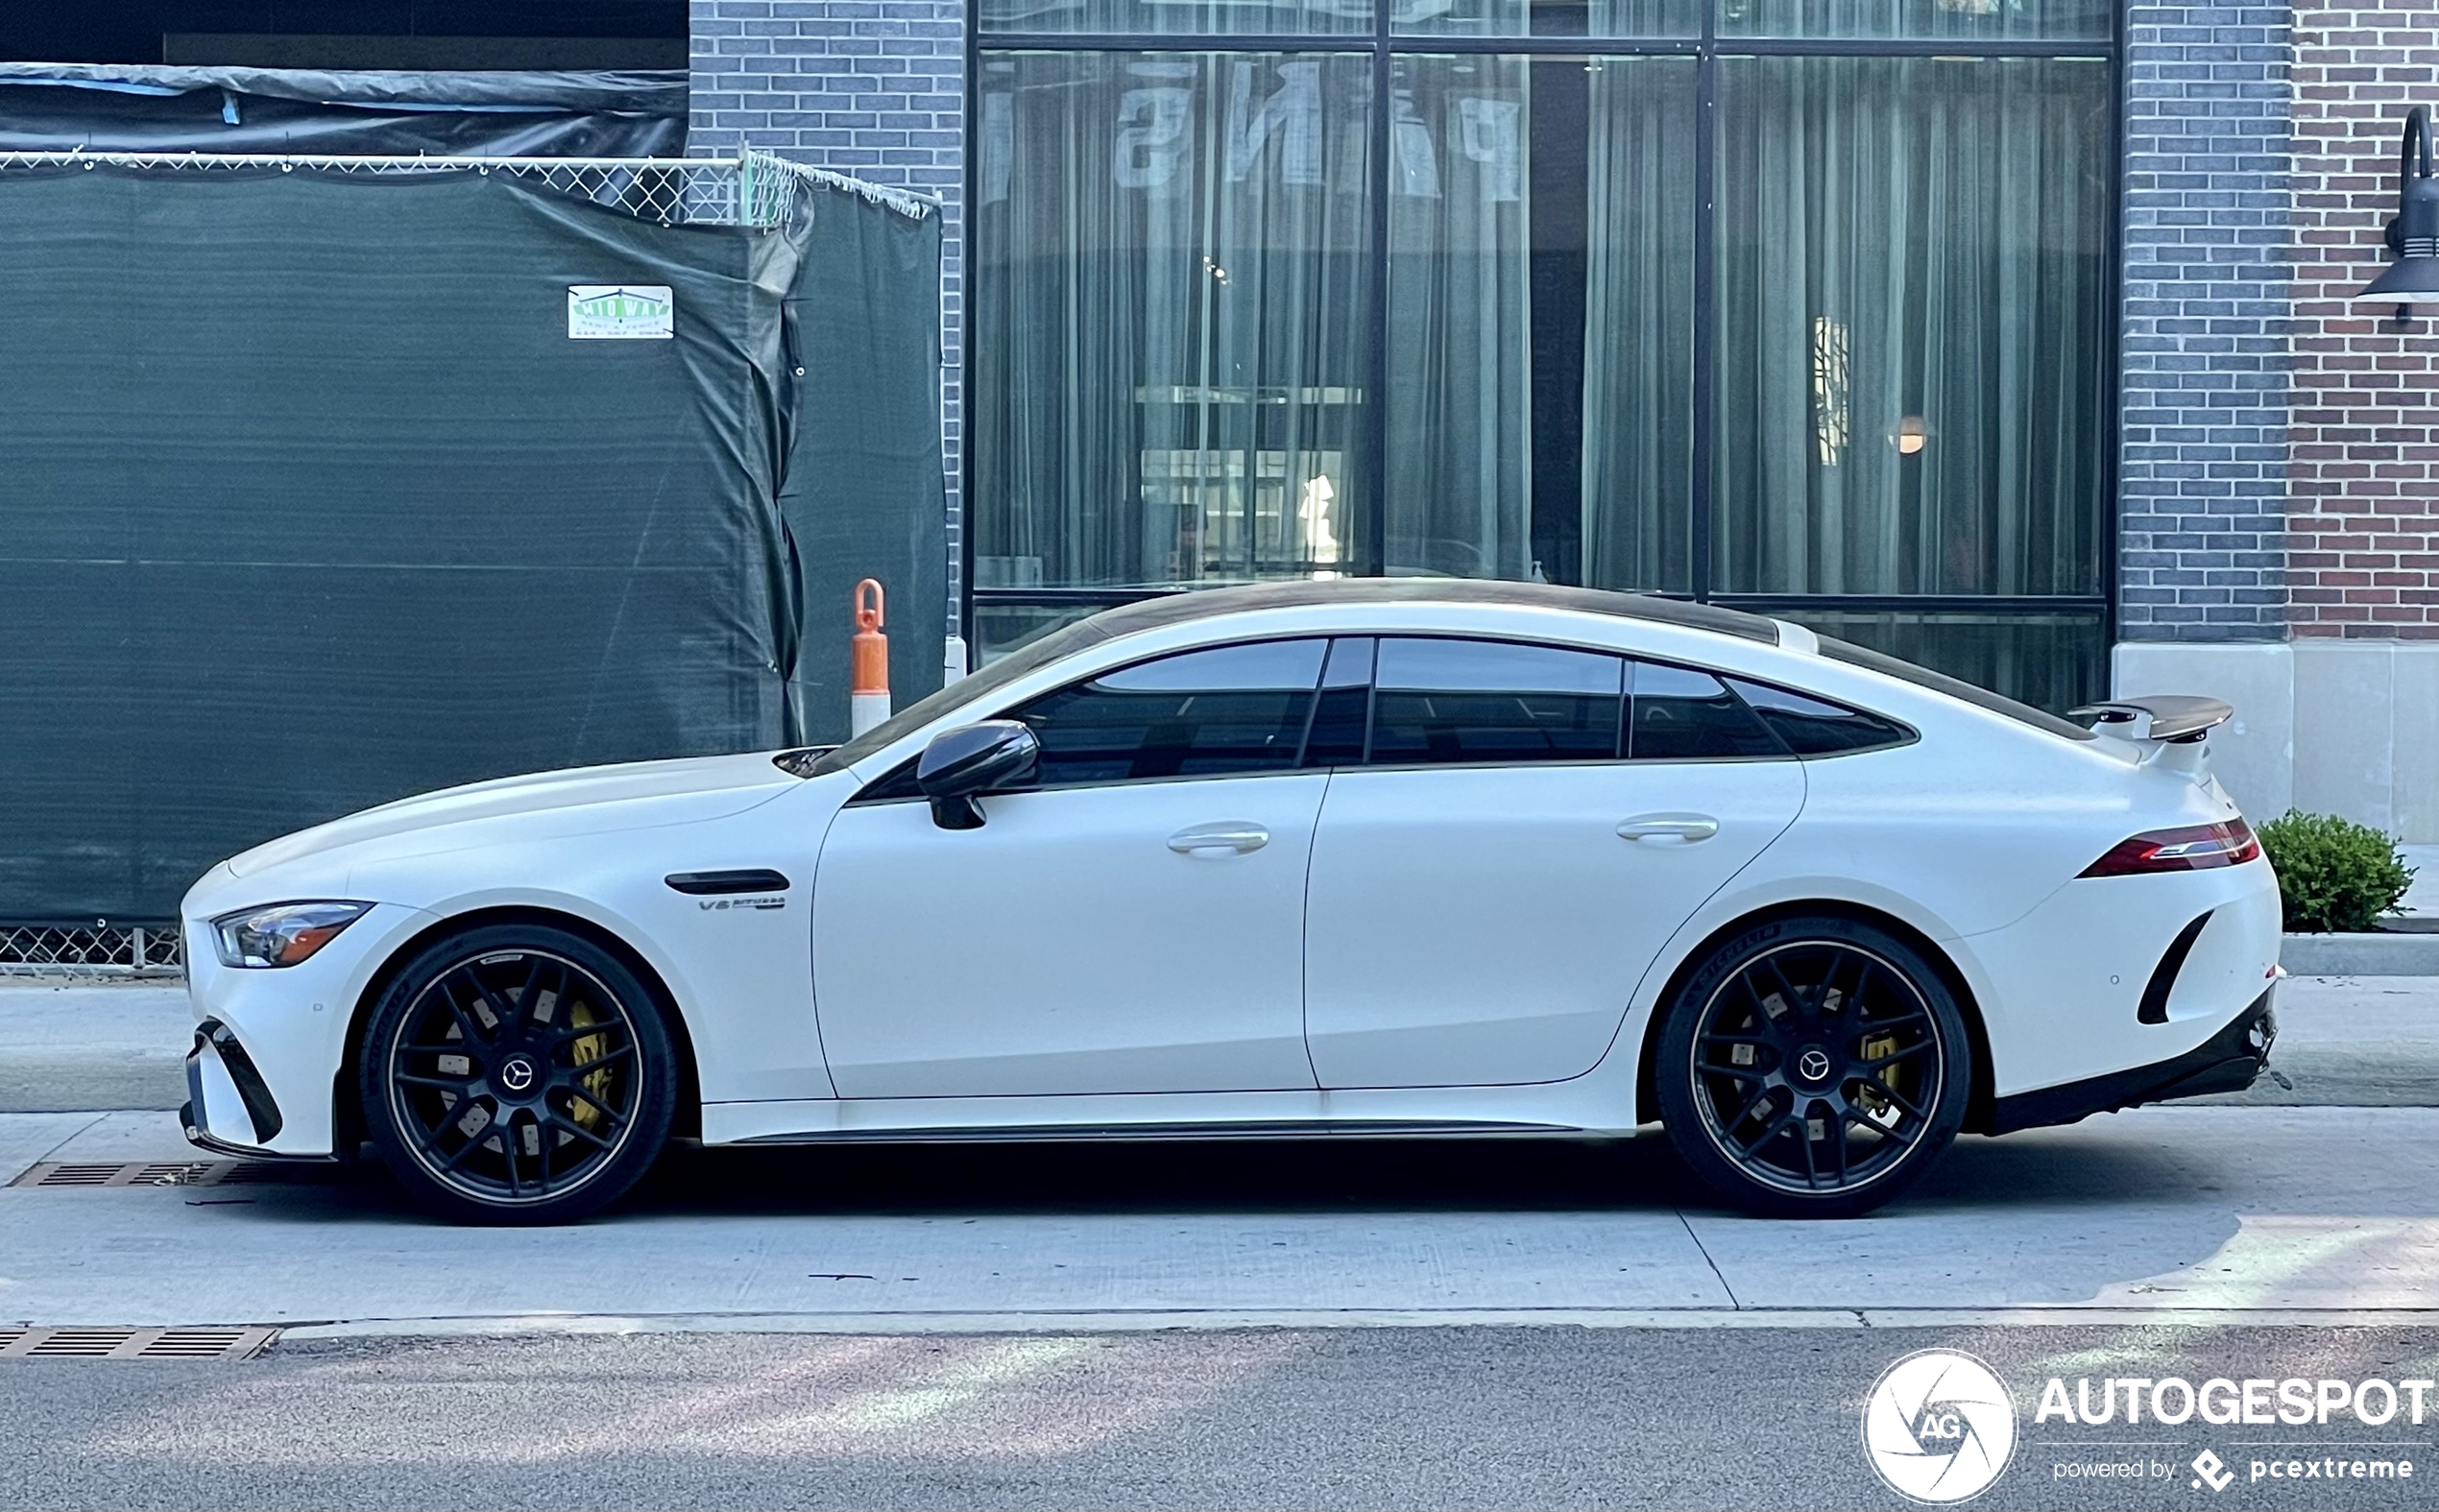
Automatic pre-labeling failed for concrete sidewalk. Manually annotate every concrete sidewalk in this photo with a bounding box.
[2,973,2433,1115]
[0,1104,2433,1332]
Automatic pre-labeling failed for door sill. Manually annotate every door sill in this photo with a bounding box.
[731,1118,1582,1146]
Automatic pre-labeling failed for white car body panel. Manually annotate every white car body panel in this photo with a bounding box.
[812,773,1327,1096]
[179,588,2283,1168]
[1302,760,1802,1088]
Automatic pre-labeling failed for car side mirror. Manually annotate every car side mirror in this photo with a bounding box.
[915,720,1040,829]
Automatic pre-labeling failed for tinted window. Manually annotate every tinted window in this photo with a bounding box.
[1727,678,1915,756]
[1009,638,1327,786]
[1629,662,1785,759]
[1301,637,1374,768]
[1368,638,1626,766]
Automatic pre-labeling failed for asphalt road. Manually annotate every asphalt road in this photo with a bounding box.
[6,1325,2439,1510]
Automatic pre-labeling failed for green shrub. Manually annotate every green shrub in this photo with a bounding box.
[2257,810,2416,933]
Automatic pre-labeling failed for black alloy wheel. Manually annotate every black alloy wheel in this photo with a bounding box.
[1654,916,1970,1218]
[360,924,677,1225]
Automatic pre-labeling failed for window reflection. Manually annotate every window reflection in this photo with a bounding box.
[1012,639,1328,783]
[1711,56,2108,597]
[973,52,1373,592]
[1387,55,1697,591]
[977,0,1368,36]
[1369,636,1626,763]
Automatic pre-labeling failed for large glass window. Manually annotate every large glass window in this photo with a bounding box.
[973,52,1373,592]
[1716,0,2110,40]
[970,7,2115,712]
[1711,55,2109,599]
[1389,55,1696,588]
[978,0,1369,36]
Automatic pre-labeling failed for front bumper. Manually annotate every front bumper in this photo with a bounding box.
[1985,986,2277,1136]
[181,1018,330,1160]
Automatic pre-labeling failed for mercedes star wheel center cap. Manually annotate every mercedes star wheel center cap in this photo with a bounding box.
[1796,1047,1834,1086]
[498,1056,538,1094]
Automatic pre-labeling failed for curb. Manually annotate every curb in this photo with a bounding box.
[2281,932,2439,976]
[272,1304,2439,1341]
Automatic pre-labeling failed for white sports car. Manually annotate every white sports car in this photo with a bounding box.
[179,582,2281,1223]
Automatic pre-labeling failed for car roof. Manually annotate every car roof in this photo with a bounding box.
[1067,578,1783,645]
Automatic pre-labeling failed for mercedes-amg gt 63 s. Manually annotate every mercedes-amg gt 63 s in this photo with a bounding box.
[181,581,2279,1222]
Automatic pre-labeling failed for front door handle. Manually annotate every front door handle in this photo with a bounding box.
[1617,813,1720,843]
[1168,822,1270,855]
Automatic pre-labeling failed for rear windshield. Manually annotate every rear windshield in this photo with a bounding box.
[1814,636,2094,742]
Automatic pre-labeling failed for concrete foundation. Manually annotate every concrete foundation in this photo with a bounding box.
[2113,639,2439,843]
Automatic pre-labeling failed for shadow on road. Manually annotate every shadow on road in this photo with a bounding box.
[241,1120,2218,1229]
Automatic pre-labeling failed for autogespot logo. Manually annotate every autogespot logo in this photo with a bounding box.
[1863,1350,2020,1503]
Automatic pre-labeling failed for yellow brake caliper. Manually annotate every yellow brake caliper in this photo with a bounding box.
[1858,1031,1900,1125]
[567,999,612,1135]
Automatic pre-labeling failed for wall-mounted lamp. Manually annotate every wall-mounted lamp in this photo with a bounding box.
[2356,105,2439,324]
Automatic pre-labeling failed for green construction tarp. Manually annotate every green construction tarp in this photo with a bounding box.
[0,161,943,921]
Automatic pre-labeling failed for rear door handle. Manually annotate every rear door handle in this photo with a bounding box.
[1617,813,1720,843]
[1168,822,1270,855]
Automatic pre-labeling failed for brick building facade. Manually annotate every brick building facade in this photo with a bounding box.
[2119,1,2439,838]
[688,0,968,623]
[693,0,2439,839]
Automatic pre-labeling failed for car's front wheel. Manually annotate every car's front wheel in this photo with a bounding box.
[1654,915,1970,1218]
[359,924,677,1225]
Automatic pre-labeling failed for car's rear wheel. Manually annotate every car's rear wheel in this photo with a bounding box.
[1654,915,1969,1218]
[360,924,677,1225]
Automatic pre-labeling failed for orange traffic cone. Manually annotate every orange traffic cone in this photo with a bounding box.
[850,579,891,736]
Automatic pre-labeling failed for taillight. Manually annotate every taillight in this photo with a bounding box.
[2080,819,2261,878]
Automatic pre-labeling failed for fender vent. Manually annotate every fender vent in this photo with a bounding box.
[8,1160,311,1188]
[0,1327,274,1361]
[2138,911,2215,1025]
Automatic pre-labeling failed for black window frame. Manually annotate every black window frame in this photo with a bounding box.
[847,633,1337,802]
[851,629,1924,800]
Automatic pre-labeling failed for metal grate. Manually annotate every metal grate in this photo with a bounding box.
[0,151,937,228]
[9,1161,311,1188]
[0,1327,274,1361]
[0,921,182,976]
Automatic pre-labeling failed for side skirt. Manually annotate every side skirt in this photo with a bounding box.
[732,1119,1583,1146]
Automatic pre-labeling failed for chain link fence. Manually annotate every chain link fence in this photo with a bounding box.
[0,150,936,228]
[0,923,182,978]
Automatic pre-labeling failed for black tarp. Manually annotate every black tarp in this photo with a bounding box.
[0,64,685,156]
[0,160,944,921]
[782,179,947,747]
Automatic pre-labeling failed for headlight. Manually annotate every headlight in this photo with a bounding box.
[211,900,373,969]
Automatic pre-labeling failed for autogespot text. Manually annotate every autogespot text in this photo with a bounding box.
[2037,1374,2438,1427]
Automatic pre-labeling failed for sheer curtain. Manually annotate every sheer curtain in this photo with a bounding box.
[972,52,1372,589]
[1388,56,1534,579]
[1710,55,2108,596]
[1579,56,1697,592]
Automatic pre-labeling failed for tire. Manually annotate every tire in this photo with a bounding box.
[1654,915,1971,1218]
[359,924,678,1225]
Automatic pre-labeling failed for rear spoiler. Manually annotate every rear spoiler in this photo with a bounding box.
[2067,695,2234,743]
[2068,696,2234,779]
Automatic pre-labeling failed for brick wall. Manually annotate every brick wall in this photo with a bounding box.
[688,0,967,636]
[2119,4,2295,642]
[2287,3,2439,638]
